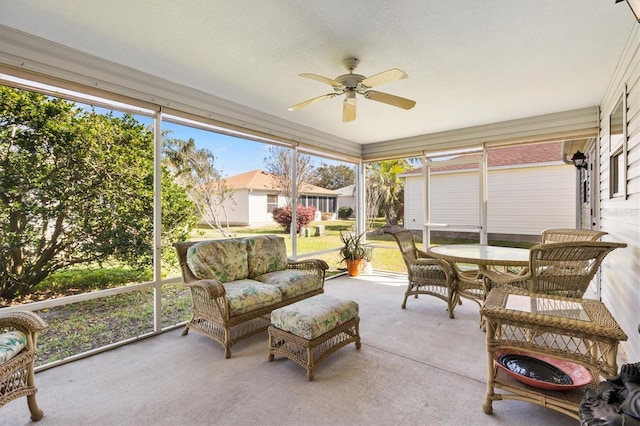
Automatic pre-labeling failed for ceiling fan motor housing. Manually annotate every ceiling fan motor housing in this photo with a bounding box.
[336,58,368,92]
[335,73,367,91]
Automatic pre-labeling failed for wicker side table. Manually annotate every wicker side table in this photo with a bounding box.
[480,288,628,420]
[268,295,361,381]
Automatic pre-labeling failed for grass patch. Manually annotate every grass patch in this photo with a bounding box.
[35,290,154,364]
[32,281,191,366]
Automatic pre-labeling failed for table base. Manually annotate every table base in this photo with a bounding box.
[484,367,596,420]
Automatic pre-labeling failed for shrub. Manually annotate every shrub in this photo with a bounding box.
[338,206,353,219]
[272,205,317,233]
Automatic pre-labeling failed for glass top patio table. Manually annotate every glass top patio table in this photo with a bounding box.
[480,288,628,418]
[481,288,628,374]
[427,244,529,267]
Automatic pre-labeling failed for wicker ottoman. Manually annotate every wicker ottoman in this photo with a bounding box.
[268,294,361,381]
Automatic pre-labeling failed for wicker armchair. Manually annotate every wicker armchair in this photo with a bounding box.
[0,311,47,421]
[483,241,626,298]
[541,228,607,243]
[385,230,457,318]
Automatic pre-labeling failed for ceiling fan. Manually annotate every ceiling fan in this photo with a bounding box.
[288,58,416,122]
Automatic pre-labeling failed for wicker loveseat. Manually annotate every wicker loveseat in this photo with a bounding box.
[174,235,328,358]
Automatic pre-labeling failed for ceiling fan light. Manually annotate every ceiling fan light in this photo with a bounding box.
[344,90,356,104]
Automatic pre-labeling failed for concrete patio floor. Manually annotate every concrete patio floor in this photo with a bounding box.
[1,272,581,426]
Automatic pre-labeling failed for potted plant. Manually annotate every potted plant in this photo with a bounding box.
[339,231,368,276]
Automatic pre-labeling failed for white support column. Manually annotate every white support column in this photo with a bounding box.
[575,168,582,228]
[291,146,298,256]
[423,153,430,249]
[153,109,163,332]
[480,145,488,244]
[356,161,366,237]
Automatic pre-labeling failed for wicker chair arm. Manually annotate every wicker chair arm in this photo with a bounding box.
[409,257,455,279]
[412,257,452,270]
[186,279,226,298]
[0,311,47,334]
[287,259,329,272]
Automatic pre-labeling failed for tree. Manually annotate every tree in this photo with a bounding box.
[309,163,355,190]
[0,86,196,298]
[160,165,199,265]
[163,136,235,237]
[264,146,315,204]
[366,159,412,227]
[364,177,385,230]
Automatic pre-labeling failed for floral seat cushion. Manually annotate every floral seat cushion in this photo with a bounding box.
[187,239,249,283]
[0,330,27,363]
[224,279,283,316]
[255,270,321,299]
[244,235,288,278]
[270,295,359,340]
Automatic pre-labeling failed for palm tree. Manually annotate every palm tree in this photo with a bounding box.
[366,159,413,227]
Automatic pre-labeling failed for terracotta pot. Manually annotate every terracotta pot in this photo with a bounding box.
[347,259,363,277]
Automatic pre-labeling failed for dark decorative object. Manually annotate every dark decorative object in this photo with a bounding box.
[580,362,640,426]
[499,354,573,385]
[494,350,592,390]
[571,150,588,169]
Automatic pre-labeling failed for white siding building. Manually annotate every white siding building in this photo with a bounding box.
[589,24,639,361]
[402,142,576,241]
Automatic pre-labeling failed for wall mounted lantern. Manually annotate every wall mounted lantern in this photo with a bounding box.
[571,151,588,169]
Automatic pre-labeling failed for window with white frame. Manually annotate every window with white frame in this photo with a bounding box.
[608,88,627,199]
[610,148,625,197]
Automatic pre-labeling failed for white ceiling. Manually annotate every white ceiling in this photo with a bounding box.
[0,0,636,145]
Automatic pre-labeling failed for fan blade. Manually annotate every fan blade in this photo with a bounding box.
[343,98,356,122]
[299,73,342,87]
[288,93,337,111]
[364,90,416,110]
[361,68,408,88]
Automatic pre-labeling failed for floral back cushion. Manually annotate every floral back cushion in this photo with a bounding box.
[187,239,249,282]
[0,330,27,363]
[244,235,288,278]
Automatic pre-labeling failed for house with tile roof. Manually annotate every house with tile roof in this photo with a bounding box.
[401,142,577,242]
[222,170,338,227]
